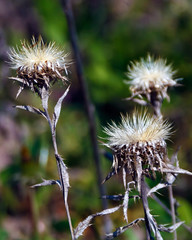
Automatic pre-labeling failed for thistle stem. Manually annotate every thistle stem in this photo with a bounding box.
[150,91,162,118]
[44,107,75,240]
[150,91,177,240]
[168,185,177,240]
[141,174,154,240]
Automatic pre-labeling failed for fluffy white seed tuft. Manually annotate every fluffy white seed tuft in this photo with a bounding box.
[9,36,69,74]
[126,55,177,94]
[104,111,172,147]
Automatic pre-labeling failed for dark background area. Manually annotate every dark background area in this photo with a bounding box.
[0,0,192,239]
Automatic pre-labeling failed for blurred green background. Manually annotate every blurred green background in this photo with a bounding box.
[0,0,192,239]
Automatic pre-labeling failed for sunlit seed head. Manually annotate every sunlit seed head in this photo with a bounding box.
[8,36,69,91]
[104,111,172,148]
[102,111,172,187]
[126,55,177,95]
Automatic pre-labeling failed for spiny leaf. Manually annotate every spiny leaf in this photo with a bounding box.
[74,216,93,239]
[145,208,163,240]
[148,183,168,197]
[30,179,61,190]
[52,86,70,129]
[15,105,47,119]
[41,86,49,110]
[106,218,144,239]
[9,76,29,85]
[16,86,24,98]
[55,154,70,202]
[158,221,184,233]
[123,181,134,223]
[74,205,121,239]
[166,148,180,184]
[160,167,192,176]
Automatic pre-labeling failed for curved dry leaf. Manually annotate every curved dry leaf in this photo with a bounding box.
[15,105,47,119]
[158,221,184,233]
[52,86,70,129]
[106,218,144,240]
[123,181,134,223]
[55,154,70,202]
[147,183,168,197]
[161,167,192,176]
[74,205,121,239]
[31,179,61,190]
[41,86,49,110]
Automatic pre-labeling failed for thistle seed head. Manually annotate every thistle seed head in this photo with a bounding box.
[103,111,172,190]
[126,55,177,99]
[9,36,69,95]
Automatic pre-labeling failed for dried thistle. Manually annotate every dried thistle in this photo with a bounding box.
[8,36,69,96]
[126,55,178,100]
[9,36,75,239]
[103,111,172,191]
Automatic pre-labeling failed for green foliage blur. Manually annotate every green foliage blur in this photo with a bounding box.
[0,0,192,239]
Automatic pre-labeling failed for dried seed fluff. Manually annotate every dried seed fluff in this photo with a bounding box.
[104,111,171,148]
[126,55,177,98]
[103,111,172,191]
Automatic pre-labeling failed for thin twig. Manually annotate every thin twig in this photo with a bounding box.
[44,107,75,240]
[60,0,111,234]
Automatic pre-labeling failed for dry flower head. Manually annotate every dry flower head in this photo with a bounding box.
[126,55,177,99]
[9,36,69,96]
[103,111,172,191]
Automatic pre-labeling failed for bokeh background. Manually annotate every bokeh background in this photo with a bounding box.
[0,0,192,239]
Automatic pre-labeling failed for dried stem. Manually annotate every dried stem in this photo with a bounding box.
[168,186,177,240]
[60,0,111,234]
[150,91,162,118]
[44,106,75,240]
[150,90,177,239]
[141,174,154,240]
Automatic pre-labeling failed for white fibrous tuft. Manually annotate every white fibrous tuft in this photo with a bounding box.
[9,36,69,74]
[8,36,69,95]
[104,111,171,148]
[126,55,177,95]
